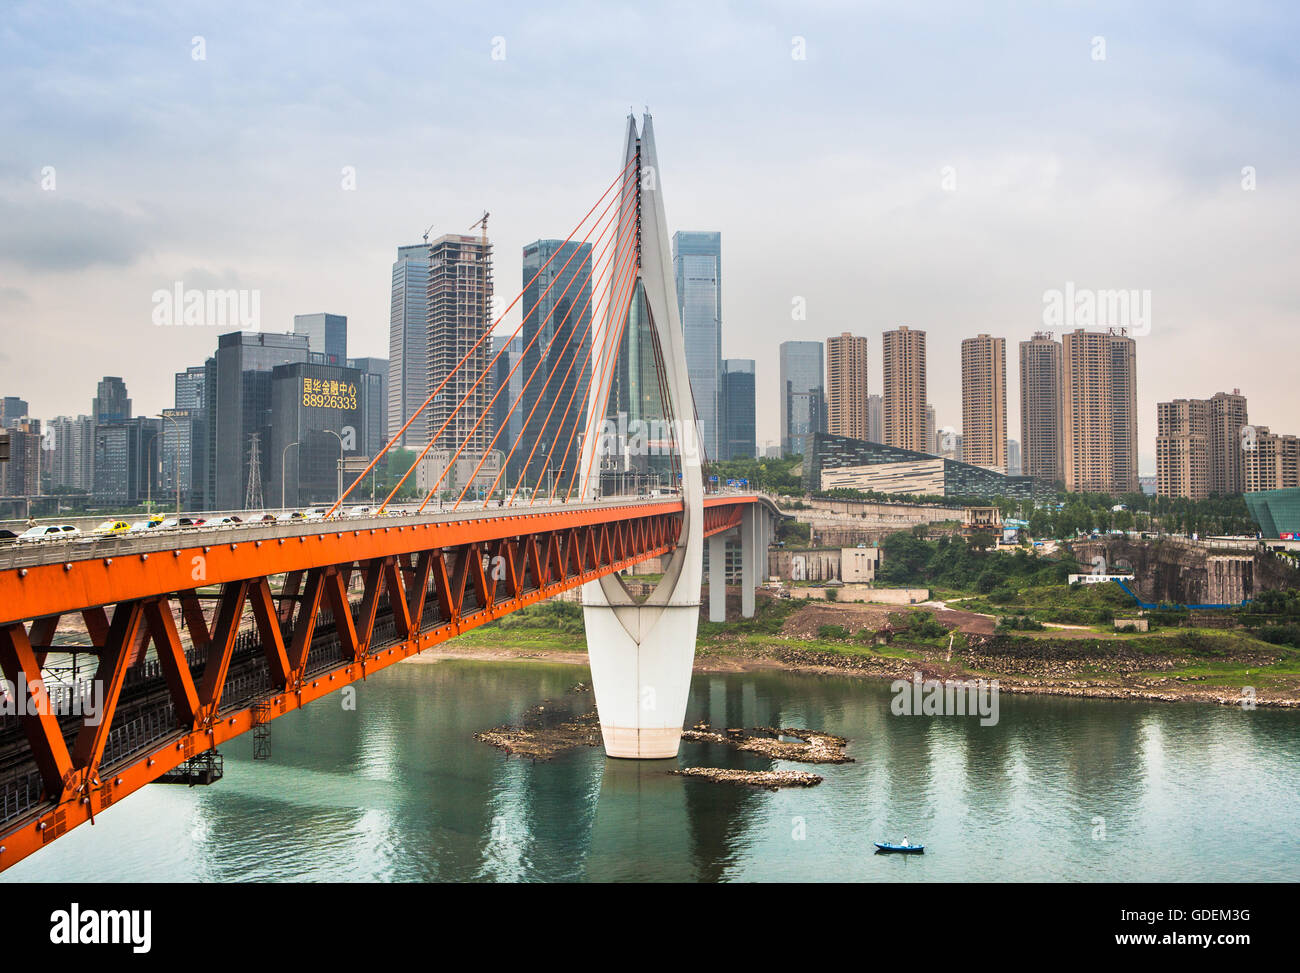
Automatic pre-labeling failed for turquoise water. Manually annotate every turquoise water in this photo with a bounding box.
[5,659,1298,882]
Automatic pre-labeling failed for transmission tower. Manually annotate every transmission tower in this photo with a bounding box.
[245,433,264,511]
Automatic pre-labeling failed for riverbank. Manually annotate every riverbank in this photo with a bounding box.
[408,597,1300,708]
[407,641,1298,707]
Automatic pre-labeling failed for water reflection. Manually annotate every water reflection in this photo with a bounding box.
[3,660,1297,883]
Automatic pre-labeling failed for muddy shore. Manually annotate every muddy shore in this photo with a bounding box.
[408,643,1296,709]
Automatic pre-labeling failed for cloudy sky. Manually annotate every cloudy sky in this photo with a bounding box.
[1,0,1297,473]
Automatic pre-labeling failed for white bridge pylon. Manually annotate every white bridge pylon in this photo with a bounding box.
[576,114,708,759]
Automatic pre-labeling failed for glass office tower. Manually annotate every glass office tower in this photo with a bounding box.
[672,231,722,461]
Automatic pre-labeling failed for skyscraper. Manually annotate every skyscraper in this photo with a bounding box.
[1062,329,1137,494]
[720,359,756,460]
[882,326,927,453]
[867,394,883,443]
[826,332,869,440]
[491,333,525,481]
[269,361,365,507]
[348,356,389,458]
[92,377,131,423]
[389,244,430,446]
[175,366,206,411]
[211,331,311,509]
[47,415,95,493]
[293,313,347,365]
[960,334,1007,471]
[1019,332,1064,486]
[0,420,41,497]
[426,233,493,460]
[672,231,722,460]
[520,240,593,485]
[779,341,825,456]
[0,397,29,426]
[1007,438,1022,476]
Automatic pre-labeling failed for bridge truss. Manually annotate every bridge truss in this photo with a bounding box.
[0,498,751,872]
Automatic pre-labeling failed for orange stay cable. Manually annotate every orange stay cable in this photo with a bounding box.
[422,191,633,511]
[381,167,637,513]
[328,155,638,518]
[517,221,640,507]
[543,228,641,504]
[453,194,637,509]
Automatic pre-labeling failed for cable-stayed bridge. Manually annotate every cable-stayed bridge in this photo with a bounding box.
[0,115,779,872]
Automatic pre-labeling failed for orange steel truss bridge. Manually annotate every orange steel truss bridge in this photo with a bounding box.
[0,495,760,872]
[0,114,780,872]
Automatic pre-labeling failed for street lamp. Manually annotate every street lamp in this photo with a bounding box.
[281,441,300,511]
[324,429,344,504]
[157,413,181,516]
[145,432,159,515]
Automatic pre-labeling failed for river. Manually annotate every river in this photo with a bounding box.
[4,659,1297,882]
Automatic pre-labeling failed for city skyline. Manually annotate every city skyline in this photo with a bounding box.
[2,3,1297,477]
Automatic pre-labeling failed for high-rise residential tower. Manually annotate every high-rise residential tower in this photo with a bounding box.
[1155,389,1250,499]
[1209,389,1249,496]
[779,341,825,456]
[826,332,869,440]
[1156,398,1211,499]
[881,326,927,453]
[1062,329,1138,494]
[960,334,1007,471]
[389,244,430,446]
[672,231,722,460]
[1019,332,1064,485]
[1243,426,1300,492]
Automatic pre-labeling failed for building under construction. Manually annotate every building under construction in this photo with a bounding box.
[425,232,494,461]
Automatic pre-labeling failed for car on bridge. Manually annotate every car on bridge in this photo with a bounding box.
[17,524,80,542]
[160,517,205,529]
[210,516,243,526]
[93,520,132,535]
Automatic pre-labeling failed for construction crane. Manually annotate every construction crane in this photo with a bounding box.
[421,221,436,245]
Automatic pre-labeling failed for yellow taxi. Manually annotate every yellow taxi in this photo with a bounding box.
[93,520,132,535]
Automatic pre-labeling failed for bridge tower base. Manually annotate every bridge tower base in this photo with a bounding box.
[583,596,699,759]
[580,114,704,760]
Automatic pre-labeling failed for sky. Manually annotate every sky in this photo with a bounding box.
[1,0,1297,475]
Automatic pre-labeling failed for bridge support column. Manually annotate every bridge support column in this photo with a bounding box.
[741,506,757,618]
[583,590,699,759]
[708,533,727,623]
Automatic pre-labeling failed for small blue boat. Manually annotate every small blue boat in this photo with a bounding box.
[874,841,924,854]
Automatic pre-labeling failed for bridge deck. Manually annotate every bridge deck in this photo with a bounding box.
[0,494,769,872]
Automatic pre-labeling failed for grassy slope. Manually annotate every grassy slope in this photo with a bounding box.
[446,587,1300,693]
